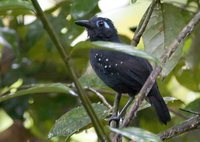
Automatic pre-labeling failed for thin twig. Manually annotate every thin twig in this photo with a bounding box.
[179,108,200,115]
[158,115,200,140]
[122,10,200,127]
[85,87,112,109]
[169,108,189,119]
[132,0,158,46]
[96,89,116,96]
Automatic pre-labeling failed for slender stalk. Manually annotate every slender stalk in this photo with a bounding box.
[30,0,110,141]
[84,86,112,109]
[169,108,189,119]
[132,0,158,46]
[179,108,200,115]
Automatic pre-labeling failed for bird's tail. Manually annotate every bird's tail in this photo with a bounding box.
[147,84,171,124]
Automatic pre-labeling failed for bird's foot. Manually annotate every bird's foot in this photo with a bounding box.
[108,115,121,125]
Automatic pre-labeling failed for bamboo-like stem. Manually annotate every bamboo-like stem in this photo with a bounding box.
[30,0,110,141]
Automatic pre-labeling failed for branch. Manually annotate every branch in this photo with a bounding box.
[169,108,189,119]
[122,10,200,127]
[30,0,110,141]
[84,87,112,109]
[132,0,158,46]
[158,115,200,140]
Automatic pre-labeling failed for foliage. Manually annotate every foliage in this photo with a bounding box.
[0,0,200,142]
[110,127,162,142]
[49,103,109,139]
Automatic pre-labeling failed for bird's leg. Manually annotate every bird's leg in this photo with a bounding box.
[118,96,134,118]
[110,93,121,127]
[109,96,135,124]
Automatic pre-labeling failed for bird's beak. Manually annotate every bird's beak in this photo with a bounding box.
[75,20,91,29]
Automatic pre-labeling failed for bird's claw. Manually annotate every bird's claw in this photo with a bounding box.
[108,115,121,125]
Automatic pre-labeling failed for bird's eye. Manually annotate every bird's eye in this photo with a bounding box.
[97,20,104,27]
[96,20,110,29]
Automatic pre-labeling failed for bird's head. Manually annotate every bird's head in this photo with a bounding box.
[75,16,120,42]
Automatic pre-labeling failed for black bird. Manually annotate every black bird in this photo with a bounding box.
[75,16,171,124]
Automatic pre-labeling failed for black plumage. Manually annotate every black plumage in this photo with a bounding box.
[75,16,171,124]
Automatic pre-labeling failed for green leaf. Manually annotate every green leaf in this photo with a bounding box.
[70,41,159,63]
[0,83,77,102]
[79,69,109,89]
[175,63,200,92]
[175,24,200,92]
[110,127,162,142]
[48,103,109,139]
[143,3,191,77]
[71,0,98,19]
[0,1,33,16]
[185,97,200,111]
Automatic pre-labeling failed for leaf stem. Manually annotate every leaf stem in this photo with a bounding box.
[30,0,110,141]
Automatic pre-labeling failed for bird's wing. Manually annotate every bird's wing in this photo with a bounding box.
[116,56,152,88]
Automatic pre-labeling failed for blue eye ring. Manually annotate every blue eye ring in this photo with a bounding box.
[96,20,110,29]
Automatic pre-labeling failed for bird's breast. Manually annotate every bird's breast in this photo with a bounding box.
[89,49,131,92]
[89,49,123,76]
